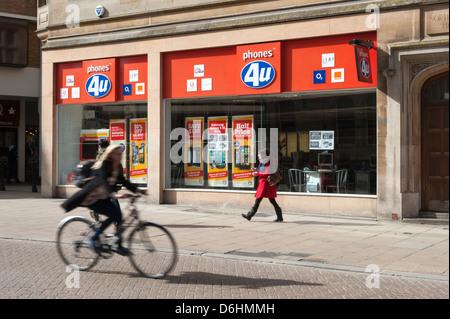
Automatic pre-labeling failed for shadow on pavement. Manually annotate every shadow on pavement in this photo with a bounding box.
[164,271,323,288]
[290,220,378,227]
[164,224,233,229]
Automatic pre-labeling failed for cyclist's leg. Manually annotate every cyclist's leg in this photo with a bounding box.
[87,198,122,238]
[111,198,127,248]
[89,210,100,221]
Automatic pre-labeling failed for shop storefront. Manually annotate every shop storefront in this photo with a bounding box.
[163,33,378,198]
[38,0,448,220]
[55,55,148,187]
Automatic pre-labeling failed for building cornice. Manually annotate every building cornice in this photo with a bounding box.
[40,0,448,50]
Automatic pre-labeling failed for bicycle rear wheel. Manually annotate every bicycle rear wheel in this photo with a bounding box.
[128,221,177,278]
[56,216,100,271]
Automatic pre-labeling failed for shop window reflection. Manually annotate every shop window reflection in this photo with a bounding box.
[166,91,377,195]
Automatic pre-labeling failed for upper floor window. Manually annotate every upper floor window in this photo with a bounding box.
[0,17,28,67]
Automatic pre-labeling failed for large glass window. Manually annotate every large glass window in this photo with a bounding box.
[165,90,376,195]
[58,103,147,186]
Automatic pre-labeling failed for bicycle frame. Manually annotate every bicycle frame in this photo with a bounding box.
[56,194,178,278]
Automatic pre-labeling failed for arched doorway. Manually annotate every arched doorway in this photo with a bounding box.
[421,72,449,213]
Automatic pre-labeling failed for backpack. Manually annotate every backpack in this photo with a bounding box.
[73,160,96,188]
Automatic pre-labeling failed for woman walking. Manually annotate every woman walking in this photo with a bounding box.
[242,148,283,222]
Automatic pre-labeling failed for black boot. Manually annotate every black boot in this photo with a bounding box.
[242,208,256,221]
[274,207,283,222]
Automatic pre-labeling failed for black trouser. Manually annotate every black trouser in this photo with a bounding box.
[88,198,123,242]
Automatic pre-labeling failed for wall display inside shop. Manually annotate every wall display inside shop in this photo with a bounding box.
[207,116,228,187]
[129,118,147,184]
[309,131,334,150]
[185,117,204,186]
[232,115,254,188]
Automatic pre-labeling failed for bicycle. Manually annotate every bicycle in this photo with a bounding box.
[56,195,178,278]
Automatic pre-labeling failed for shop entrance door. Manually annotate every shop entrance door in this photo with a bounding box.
[421,73,449,213]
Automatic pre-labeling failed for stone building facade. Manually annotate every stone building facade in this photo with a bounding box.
[36,0,448,220]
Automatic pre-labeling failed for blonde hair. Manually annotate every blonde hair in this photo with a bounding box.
[92,144,123,169]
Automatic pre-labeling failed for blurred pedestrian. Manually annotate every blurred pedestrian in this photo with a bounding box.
[7,145,19,183]
[97,138,110,160]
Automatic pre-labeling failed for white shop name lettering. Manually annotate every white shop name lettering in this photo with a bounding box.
[87,65,110,74]
[243,49,273,61]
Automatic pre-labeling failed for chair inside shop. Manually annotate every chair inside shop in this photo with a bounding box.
[326,169,348,193]
[288,168,304,192]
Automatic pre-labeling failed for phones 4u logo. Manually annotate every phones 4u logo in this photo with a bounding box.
[86,74,111,98]
[241,61,275,88]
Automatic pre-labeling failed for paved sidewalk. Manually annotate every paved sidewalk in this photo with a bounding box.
[0,184,448,280]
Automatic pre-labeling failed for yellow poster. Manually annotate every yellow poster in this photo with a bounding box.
[129,118,147,184]
[232,115,254,188]
[185,117,204,186]
[207,116,228,187]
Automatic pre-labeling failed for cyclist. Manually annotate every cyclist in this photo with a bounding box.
[89,138,111,221]
[61,144,146,255]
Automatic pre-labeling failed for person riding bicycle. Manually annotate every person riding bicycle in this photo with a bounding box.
[61,144,146,255]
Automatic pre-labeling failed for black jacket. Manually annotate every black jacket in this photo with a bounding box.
[61,159,138,213]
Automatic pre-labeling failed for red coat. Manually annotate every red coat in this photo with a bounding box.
[255,161,277,198]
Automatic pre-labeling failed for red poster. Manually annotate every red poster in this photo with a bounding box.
[131,120,146,141]
[110,122,125,140]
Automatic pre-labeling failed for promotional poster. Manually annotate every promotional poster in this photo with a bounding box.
[129,118,147,184]
[232,115,254,188]
[185,117,204,186]
[109,119,127,172]
[207,116,228,187]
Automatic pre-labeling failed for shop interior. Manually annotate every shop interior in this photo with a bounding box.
[166,90,377,195]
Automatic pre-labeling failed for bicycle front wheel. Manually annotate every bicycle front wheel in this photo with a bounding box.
[56,216,100,271]
[128,221,178,278]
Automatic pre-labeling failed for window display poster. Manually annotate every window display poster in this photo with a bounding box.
[309,130,334,150]
[207,116,228,187]
[129,118,147,184]
[232,115,254,188]
[109,119,126,173]
[185,117,204,186]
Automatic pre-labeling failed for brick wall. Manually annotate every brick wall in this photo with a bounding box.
[0,0,36,17]
[28,22,40,68]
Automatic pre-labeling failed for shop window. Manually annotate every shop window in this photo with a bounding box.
[165,91,377,195]
[58,103,147,187]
